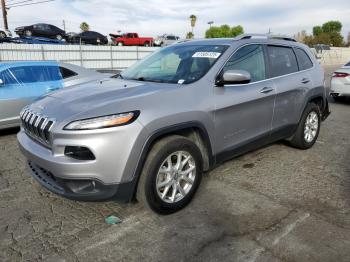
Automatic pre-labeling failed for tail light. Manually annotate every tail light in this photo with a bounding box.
[332,72,349,78]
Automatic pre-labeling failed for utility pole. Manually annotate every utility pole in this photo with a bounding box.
[62,19,66,31]
[1,0,8,30]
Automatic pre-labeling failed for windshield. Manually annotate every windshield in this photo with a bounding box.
[121,44,228,84]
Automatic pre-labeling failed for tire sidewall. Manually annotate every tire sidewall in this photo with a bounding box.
[144,139,203,214]
[301,105,321,148]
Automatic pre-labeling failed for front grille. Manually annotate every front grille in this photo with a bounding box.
[20,109,55,146]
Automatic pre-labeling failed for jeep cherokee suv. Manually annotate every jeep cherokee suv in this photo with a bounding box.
[18,34,330,214]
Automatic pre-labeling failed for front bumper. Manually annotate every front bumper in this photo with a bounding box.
[26,160,135,201]
[17,120,147,201]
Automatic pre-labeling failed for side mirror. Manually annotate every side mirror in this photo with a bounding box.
[0,79,3,85]
[216,70,251,86]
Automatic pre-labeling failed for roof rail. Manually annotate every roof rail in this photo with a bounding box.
[234,34,297,42]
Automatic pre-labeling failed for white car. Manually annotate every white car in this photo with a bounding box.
[330,61,350,100]
[0,28,12,38]
[154,34,179,47]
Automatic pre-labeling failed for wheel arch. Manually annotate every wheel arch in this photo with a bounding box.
[129,122,214,200]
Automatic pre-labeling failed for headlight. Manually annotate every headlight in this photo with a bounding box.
[64,111,139,130]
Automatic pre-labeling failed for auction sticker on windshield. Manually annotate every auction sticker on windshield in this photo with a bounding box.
[192,52,221,58]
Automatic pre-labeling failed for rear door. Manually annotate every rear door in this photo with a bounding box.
[214,44,276,159]
[267,45,313,138]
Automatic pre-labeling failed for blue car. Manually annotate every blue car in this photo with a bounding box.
[0,61,110,130]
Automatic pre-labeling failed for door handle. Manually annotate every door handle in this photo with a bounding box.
[260,87,274,94]
[301,78,310,84]
[46,87,59,91]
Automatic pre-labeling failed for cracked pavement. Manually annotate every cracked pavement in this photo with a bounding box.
[1,67,350,261]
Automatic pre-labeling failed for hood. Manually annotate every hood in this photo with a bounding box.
[29,78,175,122]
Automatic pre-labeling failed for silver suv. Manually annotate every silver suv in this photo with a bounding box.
[18,34,330,214]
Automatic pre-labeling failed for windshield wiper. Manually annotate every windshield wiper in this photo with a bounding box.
[112,72,124,79]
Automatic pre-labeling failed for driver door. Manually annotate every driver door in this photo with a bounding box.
[214,44,276,160]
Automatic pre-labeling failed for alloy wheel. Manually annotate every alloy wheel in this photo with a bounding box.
[156,151,196,203]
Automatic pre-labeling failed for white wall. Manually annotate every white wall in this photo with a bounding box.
[0,43,159,70]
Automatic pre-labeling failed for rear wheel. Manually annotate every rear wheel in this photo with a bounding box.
[144,41,150,47]
[25,30,32,37]
[136,135,203,214]
[289,103,321,149]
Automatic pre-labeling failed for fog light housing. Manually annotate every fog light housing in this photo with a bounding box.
[64,146,95,160]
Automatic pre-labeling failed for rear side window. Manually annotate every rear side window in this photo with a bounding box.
[59,67,78,79]
[294,48,313,70]
[267,46,298,77]
[7,65,62,84]
[0,69,18,85]
[223,44,266,83]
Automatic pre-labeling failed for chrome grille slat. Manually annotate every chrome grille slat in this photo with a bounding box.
[20,109,55,147]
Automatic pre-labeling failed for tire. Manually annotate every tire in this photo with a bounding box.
[117,42,123,46]
[289,103,321,149]
[25,30,32,37]
[144,41,149,47]
[136,135,203,214]
[0,31,6,39]
[56,34,63,40]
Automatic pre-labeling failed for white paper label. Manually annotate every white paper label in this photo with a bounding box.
[192,52,221,58]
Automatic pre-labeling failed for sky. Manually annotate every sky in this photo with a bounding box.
[4,0,350,39]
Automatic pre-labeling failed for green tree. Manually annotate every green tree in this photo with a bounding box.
[313,26,323,36]
[205,24,243,38]
[322,20,342,33]
[80,22,90,32]
[186,31,194,39]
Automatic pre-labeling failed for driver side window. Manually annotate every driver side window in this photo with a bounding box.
[223,44,266,83]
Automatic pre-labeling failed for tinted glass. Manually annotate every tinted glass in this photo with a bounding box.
[223,44,266,83]
[59,67,78,79]
[166,36,176,40]
[294,48,313,70]
[268,46,298,77]
[345,61,350,66]
[0,69,18,85]
[8,66,62,83]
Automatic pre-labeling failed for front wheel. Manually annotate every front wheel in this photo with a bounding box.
[0,31,6,39]
[56,34,63,40]
[289,103,321,149]
[136,135,203,214]
[117,42,123,46]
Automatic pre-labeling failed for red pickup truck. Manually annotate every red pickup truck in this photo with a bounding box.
[110,33,153,47]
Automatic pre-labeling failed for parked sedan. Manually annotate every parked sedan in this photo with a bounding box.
[0,61,110,130]
[330,61,350,100]
[68,31,108,45]
[15,23,66,40]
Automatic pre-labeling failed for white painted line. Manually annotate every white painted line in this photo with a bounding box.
[272,212,310,246]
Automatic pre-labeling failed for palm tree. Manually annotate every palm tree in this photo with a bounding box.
[80,22,90,32]
[189,14,197,36]
[186,32,194,39]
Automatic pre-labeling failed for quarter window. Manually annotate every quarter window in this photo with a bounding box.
[59,67,78,79]
[267,46,298,77]
[294,48,313,70]
[223,44,266,83]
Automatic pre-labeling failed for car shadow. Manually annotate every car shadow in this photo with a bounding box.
[0,127,20,137]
